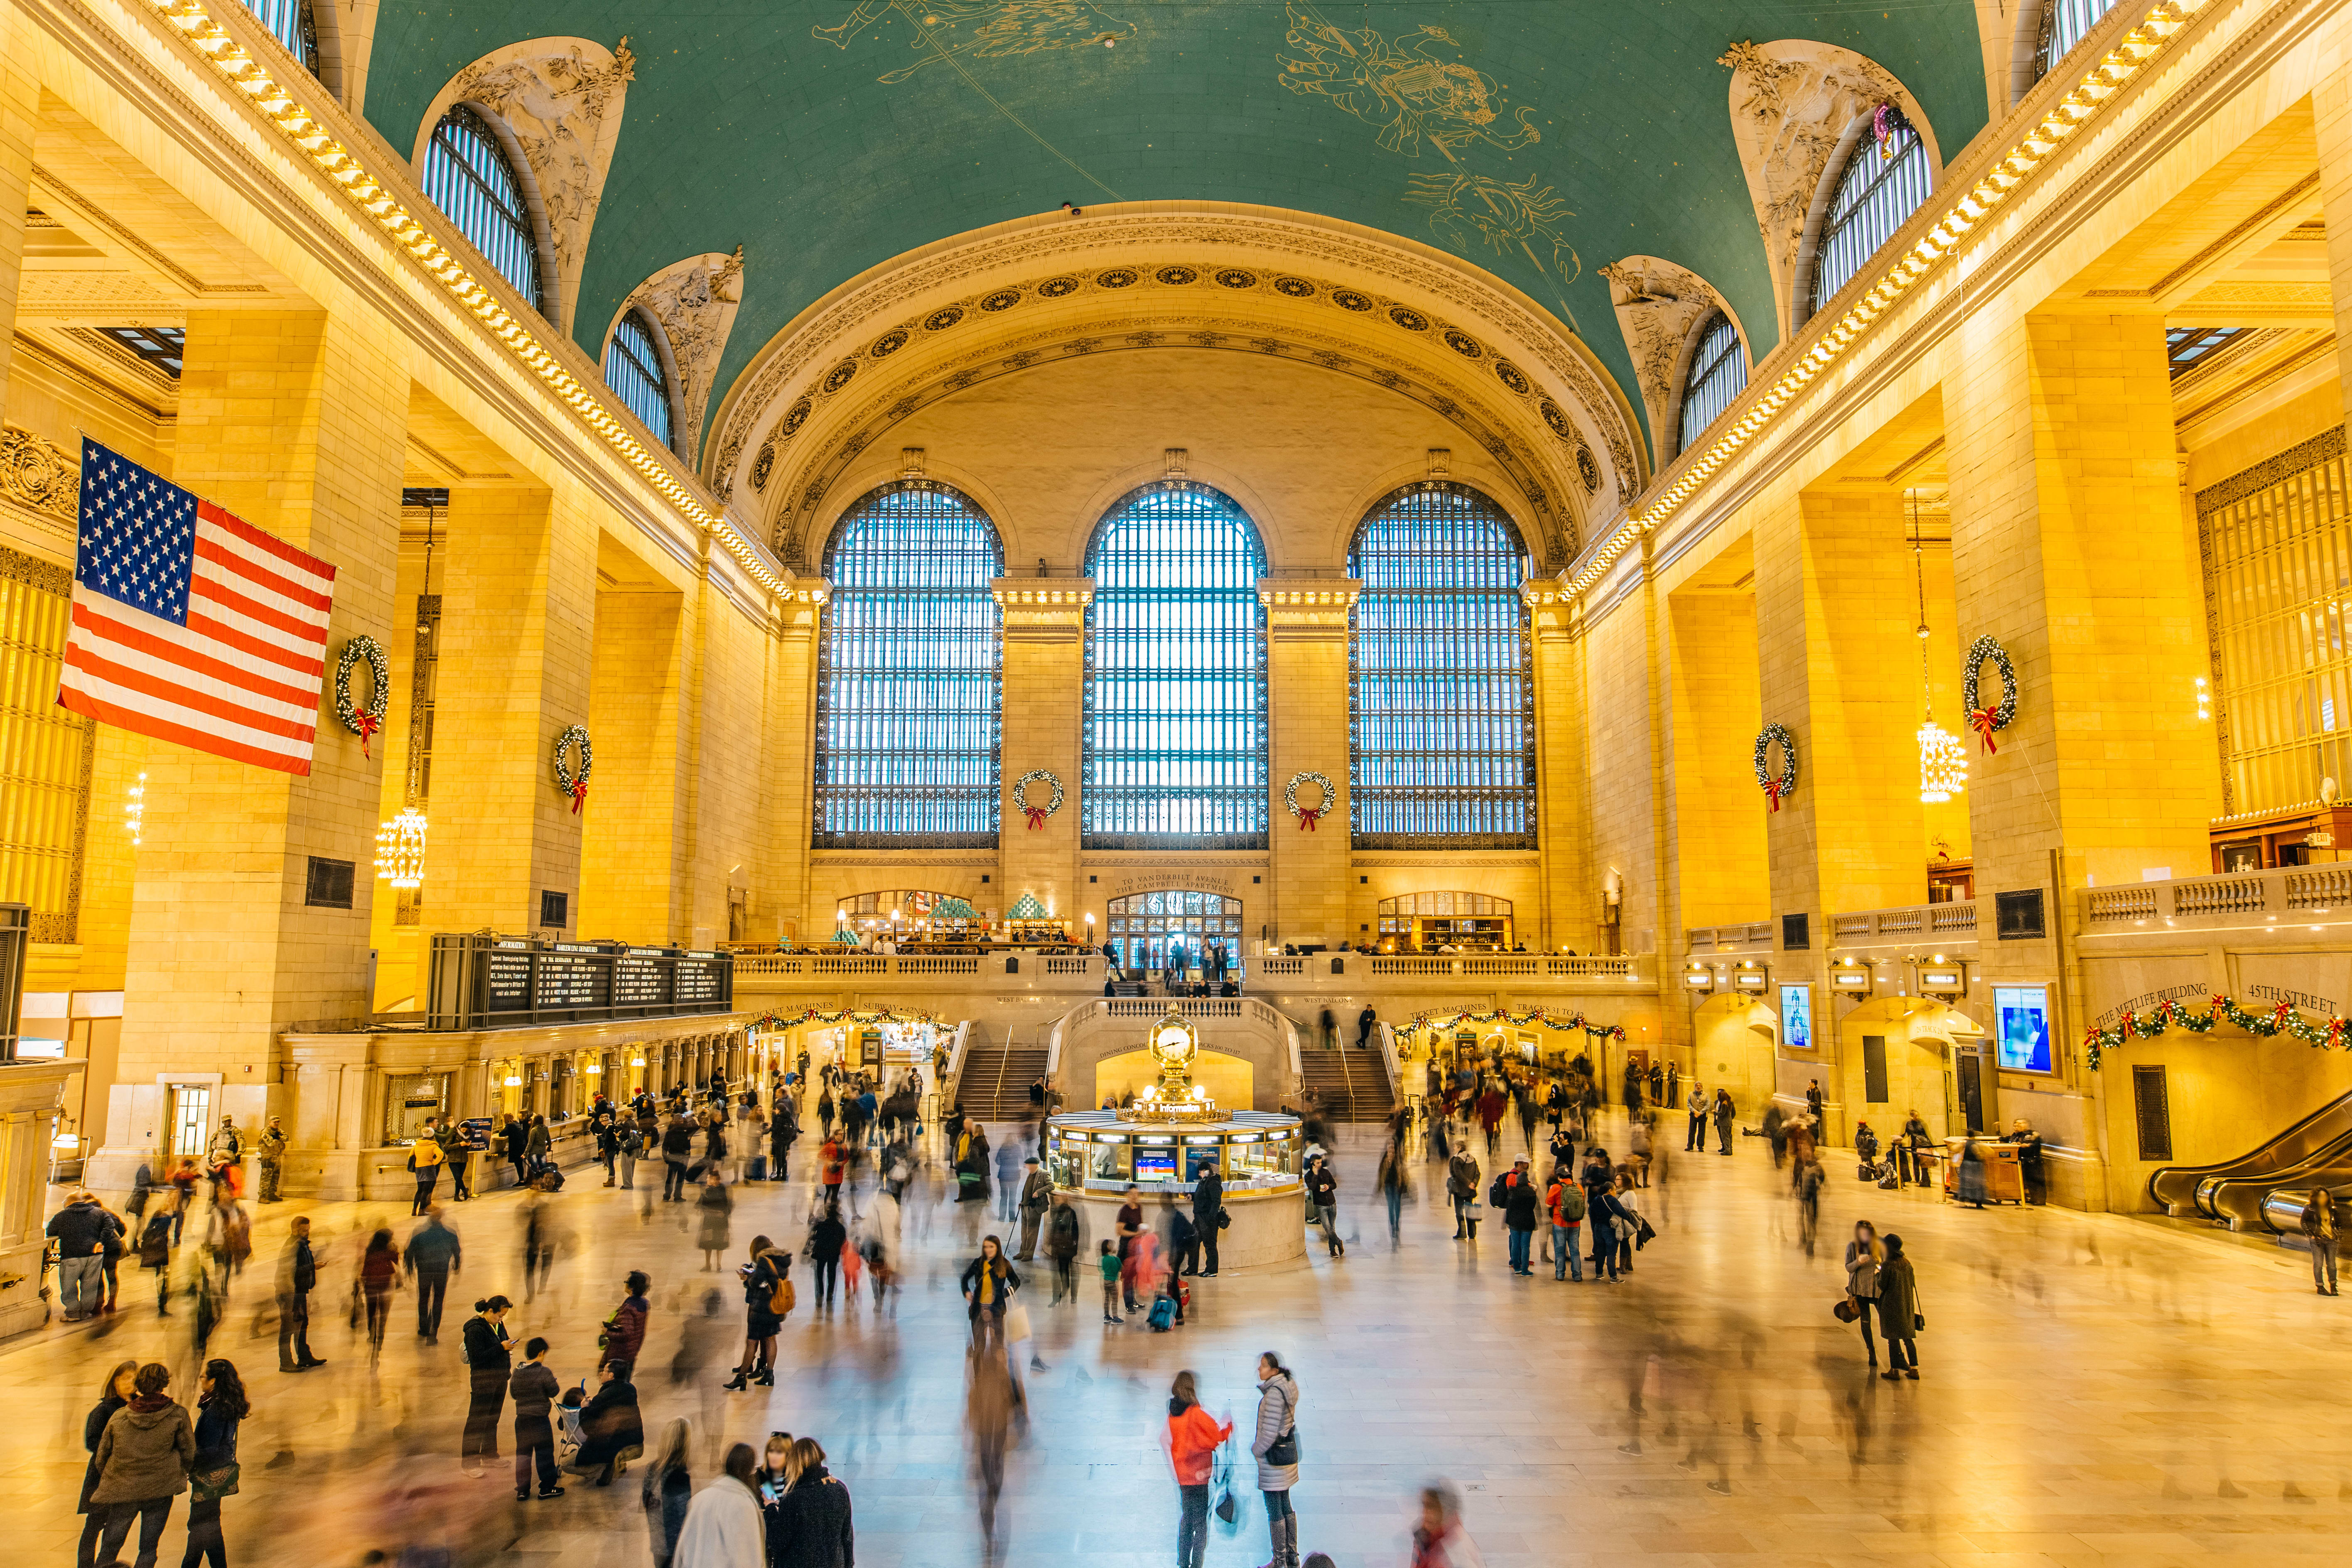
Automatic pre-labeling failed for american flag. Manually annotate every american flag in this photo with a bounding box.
[59,439,338,776]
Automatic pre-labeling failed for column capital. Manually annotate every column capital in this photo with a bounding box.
[992,577,1093,641]
[1259,579,1360,637]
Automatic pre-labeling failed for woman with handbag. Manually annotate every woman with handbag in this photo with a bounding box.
[1250,1351,1301,1568]
[1167,1370,1232,1568]
[1875,1232,1922,1380]
[959,1235,1019,1357]
[177,1359,247,1568]
[91,1361,194,1568]
[1843,1222,1883,1368]
[461,1296,514,1472]
[76,1361,138,1568]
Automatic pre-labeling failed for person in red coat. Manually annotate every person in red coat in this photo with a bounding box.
[598,1270,651,1378]
[1166,1370,1233,1568]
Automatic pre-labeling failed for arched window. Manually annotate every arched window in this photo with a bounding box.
[1348,483,1534,849]
[1083,482,1267,849]
[1104,890,1246,974]
[421,106,543,313]
[243,0,319,76]
[1677,312,1747,456]
[1377,891,1515,952]
[813,482,1003,847]
[1806,123,1932,320]
[2034,0,2117,83]
[604,311,675,450]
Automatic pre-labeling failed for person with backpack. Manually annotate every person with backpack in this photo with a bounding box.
[135,1205,174,1315]
[960,1235,1020,1356]
[1446,1149,1481,1241]
[616,1118,643,1190]
[1545,1164,1585,1281]
[2304,1188,2339,1295]
[1496,1156,1541,1275]
[725,1237,791,1390]
[1585,1180,1628,1283]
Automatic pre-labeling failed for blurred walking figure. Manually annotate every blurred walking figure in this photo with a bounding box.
[696,1168,734,1271]
[358,1228,401,1363]
[91,1361,193,1568]
[460,1296,513,1473]
[405,1206,461,1344]
[1166,1370,1232,1568]
[275,1216,323,1372]
[2304,1188,2340,1295]
[967,1353,1018,1561]
[671,1291,732,1462]
[1044,1191,1081,1303]
[641,1418,693,1568]
[1377,1137,1407,1246]
[1251,1352,1302,1568]
[1795,1152,1825,1258]
[673,1442,764,1568]
[808,1200,848,1310]
[406,1126,444,1215]
[1409,1482,1487,1567]
[1844,1222,1883,1368]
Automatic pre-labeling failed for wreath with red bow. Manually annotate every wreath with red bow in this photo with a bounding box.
[1962,635,2017,755]
[1285,770,1336,832]
[1753,723,1797,812]
[334,635,390,758]
[1010,769,1063,829]
[552,725,594,814]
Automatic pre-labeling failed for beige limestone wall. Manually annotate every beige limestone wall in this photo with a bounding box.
[1665,580,1765,930]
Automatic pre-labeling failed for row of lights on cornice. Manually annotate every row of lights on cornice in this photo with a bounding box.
[992,587,1091,605]
[1568,0,2215,598]
[1684,954,1970,993]
[1261,589,1359,606]
[137,0,785,598]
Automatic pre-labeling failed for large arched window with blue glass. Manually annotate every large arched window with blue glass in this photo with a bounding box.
[1348,483,1534,848]
[1083,483,1268,849]
[813,481,1004,847]
[420,105,544,314]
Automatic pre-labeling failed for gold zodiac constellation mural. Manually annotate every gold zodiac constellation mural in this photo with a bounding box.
[815,0,1137,85]
[1278,1,1580,307]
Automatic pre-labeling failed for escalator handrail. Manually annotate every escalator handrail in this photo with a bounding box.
[2199,1131,2352,1220]
[2146,1088,2352,1208]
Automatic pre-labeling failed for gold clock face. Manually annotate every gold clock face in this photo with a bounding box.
[1153,1025,1191,1062]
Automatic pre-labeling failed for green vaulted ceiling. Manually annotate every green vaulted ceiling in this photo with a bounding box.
[361,1,1991,459]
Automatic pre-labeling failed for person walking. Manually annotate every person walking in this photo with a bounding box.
[1545,1163,1584,1282]
[405,1206,462,1344]
[960,1235,1019,1357]
[2304,1188,2340,1295]
[1712,1089,1735,1154]
[273,1217,323,1372]
[1844,1221,1883,1367]
[1446,1148,1481,1240]
[508,1335,564,1501]
[358,1229,401,1361]
[1409,1483,1487,1568]
[1306,1156,1342,1259]
[772,1436,854,1568]
[76,1361,137,1568]
[808,1200,848,1310]
[1044,1191,1082,1303]
[601,1270,652,1378]
[406,1128,444,1216]
[1192,1162,1223,1276]
[673,1443,766,1568]
[460,1296,513,1472]
[1876,1232,1921,1380]
[724,1237,789,1390]
[1014,1157,1052,1260]
[1167,1370,1233,1568]
[91,1361,194,1568]
[641,1418,693,1568]
[47,1190,118,1322]
[1500,1156,1540,1276]
[1250,1352,1301,1568]
[135,1202,174,1315]
[663,1115,695,1202]
[1376,1138,1407,1246]
[696,1169,734,1272]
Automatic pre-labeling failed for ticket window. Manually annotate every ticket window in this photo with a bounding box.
[1048,1138,1083,1188]
[385,1073,450,1144]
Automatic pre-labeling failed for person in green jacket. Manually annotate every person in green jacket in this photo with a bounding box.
[1875,1232,1922,1380]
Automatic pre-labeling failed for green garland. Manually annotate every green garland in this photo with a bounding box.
[2082,993,2347,1069]
[1396,1006,1627,1043]
[751,1006,939,1032]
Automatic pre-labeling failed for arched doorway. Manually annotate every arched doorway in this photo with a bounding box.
[1104,890,1245,974]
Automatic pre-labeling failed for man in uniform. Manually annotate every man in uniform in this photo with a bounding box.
[256,1116,288,1202]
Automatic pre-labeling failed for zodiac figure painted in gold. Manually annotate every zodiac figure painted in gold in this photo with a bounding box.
[814,0,1137,85]
[1277,0,1538,161]
[1407,170,1581,287]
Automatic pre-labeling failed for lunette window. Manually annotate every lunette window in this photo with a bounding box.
[420,106,543,313]
[1348,482,1534,849]
[1677,312,1747,456]
[605,312,675,449]
[1806,123,1933,320]
[241,0,319,76]
[1083,482,1268,850]
[812,482,1003,847]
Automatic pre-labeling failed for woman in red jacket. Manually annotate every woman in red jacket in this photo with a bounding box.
[1166,1369,1232,1568]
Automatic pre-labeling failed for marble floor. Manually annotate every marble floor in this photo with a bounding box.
[12,1109,2352,1568]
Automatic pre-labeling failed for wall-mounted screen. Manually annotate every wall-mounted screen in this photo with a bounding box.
[1780,984,1812,1051]
[1996,985,2053,1074]
[1135,1148,1177,1182]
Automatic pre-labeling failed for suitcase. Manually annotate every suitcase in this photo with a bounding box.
[748,1155,767,1181]
[1147,1294,1176,1332]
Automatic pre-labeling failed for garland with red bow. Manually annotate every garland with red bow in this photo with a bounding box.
[2082,992,2349,1069]
[1962,635,2017,755]
[751,1005,939,1033]
[333,635,390,759]
[553,724,594,815]
[1285,770,1335,832]
[1395,1006,1628,1043]
[1010,769,1063,830]
[1753,723,1797,812]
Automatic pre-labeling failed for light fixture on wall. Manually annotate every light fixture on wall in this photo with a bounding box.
[1910,491,1967,804]
[503,1074,522,1087]
[124,772,146,845]
[376,807,428,888]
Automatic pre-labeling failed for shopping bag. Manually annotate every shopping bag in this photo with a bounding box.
[1004,1301,1031,1343]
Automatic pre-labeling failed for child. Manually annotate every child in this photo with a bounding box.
[1098,1239,1121,1323]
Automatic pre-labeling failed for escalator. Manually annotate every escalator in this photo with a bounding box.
[2146,1090,2352,1224]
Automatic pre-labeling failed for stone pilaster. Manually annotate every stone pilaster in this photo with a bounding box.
[1262,582,1357,949]
[1525,581,1586,954]
[995,579,1089,928]
[765,580,824,940]
[581,582,687,940]
[0,4,34,414]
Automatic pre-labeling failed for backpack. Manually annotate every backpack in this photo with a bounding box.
[1488,1173,1510,1208]
[1551,1183,1586,1224]
[771,1276,796,1316]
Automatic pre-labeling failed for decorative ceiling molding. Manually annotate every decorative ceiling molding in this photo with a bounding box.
[412,35,635,336]
[1719,38,1938,342]
[705,207,1646,523]
[608,248,745,465]
[1600,256,1744,470]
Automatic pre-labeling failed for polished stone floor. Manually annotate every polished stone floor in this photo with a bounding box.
[14,1107,2352,1568]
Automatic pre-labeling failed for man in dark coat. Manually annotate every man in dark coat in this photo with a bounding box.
[1191,1164,1224,1276]
[277,1215,324,1370]
[570,1362,643,1486]
[1500,1155,1542,1275]
[405,1207,463,1343]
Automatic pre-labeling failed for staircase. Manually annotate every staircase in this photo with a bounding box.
[1298,1045,1397,1123]
[953,1029,1051,1123]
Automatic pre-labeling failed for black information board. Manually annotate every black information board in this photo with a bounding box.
[427,934,734,1030]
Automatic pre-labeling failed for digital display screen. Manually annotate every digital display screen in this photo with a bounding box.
[1184,1146,1220,1182]
[1135,1150,1176,1181]
[1780,984,1812,1051]
[1996,985,2053,1074]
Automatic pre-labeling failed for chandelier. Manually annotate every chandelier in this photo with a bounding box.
[375,807,428,888]
[1910,491,1965,805]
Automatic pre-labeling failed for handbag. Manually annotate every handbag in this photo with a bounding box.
[1263,1422,1299,1467]
[1832,1298,1859,1323]
[1004,1301,1031,1343]
[190,1460,240,1502]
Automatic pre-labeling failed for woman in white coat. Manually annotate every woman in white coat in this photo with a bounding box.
[672,1443,767,1568]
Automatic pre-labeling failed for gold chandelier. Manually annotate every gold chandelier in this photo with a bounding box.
[375,807,428,889]
[1909,491,1965,805]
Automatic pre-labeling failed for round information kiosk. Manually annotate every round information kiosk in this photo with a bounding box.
[1044,1004,1308,1271]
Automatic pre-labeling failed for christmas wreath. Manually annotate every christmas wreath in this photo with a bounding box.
[1010,769,1064,829]
[1753,723,1797,812]
[552,724,593,814]
[1962,635,2018,755]
[334,635,390,758]
[1284,770,1336,831]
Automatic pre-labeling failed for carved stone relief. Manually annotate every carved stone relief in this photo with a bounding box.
[1717,38,1933,339]
[1600,257,1736,468]
[614,248,744,463]
[417,36,636,334]
[0,425,82,524]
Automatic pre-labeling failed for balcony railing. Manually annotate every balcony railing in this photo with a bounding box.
[733,950,1650,990]
[1827,901,1978,943]
[1686,922,1773,952]
[2084,866,2352,925]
